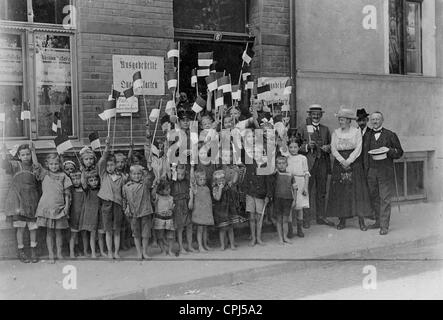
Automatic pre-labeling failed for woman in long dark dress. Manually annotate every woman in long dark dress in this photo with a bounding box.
[326,108,372,230]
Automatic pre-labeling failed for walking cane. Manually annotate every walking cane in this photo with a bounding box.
[393,163,401,214]
[258,201,268,234]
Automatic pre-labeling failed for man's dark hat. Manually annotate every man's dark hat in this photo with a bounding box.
[356,108,370,120]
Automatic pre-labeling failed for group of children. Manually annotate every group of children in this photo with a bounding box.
[1,98,312,263]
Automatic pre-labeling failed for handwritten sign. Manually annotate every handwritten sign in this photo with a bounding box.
[112,55,164,96]
[257,77,290,101]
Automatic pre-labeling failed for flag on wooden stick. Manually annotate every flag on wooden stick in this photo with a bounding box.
[167,71,178,89]
[257,84,271,100]
[217,75,232,93]
[205,73,218,92]
[124,87,134,99]
[192,95,206,114]
[89,130,101,150]
[210,61,217,73]
[232,85,241,101]
[215,89,224,108]
[242,46,255,65]
[167,42,179,59]
[133,71,143,90]
[197,66,210,77]
[52,112,62,133]
[112,89,121,100]
[283,78,292,96]
[54,130,73,154]
[246,75,254,90]
[242,64,251,81]
[198,52,213,67]
[191,68,197,87]
[99,99,117,120]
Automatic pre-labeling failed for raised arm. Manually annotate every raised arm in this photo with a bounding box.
[97,137,110,177]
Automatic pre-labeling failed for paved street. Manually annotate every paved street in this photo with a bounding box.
[165,243,443,300]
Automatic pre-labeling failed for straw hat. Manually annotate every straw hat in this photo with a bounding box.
[335,107,357,120]
[307,104,325,113]
[368,147,389,160]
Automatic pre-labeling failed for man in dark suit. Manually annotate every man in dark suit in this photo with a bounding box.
[363,111,403,235]
[298,105,334,228]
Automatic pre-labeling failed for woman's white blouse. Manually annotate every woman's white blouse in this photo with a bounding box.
[331,126,362,164]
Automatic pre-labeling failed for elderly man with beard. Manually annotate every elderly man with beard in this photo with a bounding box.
[298,105,334,229]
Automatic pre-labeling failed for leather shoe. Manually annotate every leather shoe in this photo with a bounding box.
[336,218,346,230]
[359,218,368,231]
[379,228,388,235]
[303,219,310,229]
[317,218,335,227]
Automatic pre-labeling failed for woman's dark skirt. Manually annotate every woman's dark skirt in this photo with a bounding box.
[326,150,372,218]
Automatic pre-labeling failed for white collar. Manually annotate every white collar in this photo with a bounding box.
[373,127,383,133]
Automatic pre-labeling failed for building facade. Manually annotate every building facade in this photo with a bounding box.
[0,0,442,254]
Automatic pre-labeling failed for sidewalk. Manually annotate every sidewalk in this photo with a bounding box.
[1,201,442,300]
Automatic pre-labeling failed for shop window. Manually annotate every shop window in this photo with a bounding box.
[32,0,71,24]
[35,33,73,137]
[0,32,26,138]
[394,155,426,201]
[0,1,76,140]
[389,0,422,75]
[173,0,247,33]
[0,0,28,22]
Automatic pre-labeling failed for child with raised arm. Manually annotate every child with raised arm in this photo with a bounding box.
[1,143,41,263]
[97,137,127,259]
[122,164,155,260]
[36,153,72,263]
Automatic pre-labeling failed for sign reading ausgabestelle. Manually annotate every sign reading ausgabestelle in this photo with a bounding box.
[112,55,164,95]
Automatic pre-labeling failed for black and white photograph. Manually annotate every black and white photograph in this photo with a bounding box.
[0,0,442,304]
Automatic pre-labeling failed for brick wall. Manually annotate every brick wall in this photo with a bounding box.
[248,0,290,79]
[77,0,174,146]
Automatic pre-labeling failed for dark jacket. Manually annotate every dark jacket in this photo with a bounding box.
[298,123,332,173]
[363,127,403,172]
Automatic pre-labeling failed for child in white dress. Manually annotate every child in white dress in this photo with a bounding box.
[286,140,310,238]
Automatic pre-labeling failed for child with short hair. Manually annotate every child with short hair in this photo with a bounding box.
[268,156,297,244]
[36,153,72,263]
[79,170,104,258]
[68,170,86,258]
[287,140,310,238]
[63,160,77,177]
[190,169,214,252]
[79,146,97,189]
[170,164,194,254]
[122,164,155,260]
[152,179,175,256]
[1,143,41,263]
[114,151,132,251]
[97,138,127,259]
[212,170,243,251]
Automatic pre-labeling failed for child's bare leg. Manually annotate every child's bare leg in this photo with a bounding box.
[105,231,113,259]
[156,230,165,254]
[46,229,55,263]
[55,230,64,260]
[197,226,204,251]
[114,231,121,259]
[228,226,236,250]
[203,227,211,250]
[167,235,174,256]
[90,231,97,258]
[16,227,24,249]
[276,217,284,245]
[69,232,77,258]
[82,231,89,256]
[256,213,264,245]
[248,213,256,246]
[283,217,292,244]
[98,232,106,257]
[142,237,150,259]
[186,225,196,252]
[134,236,142,259]
[177,227,186,254]
[219,229,226,251]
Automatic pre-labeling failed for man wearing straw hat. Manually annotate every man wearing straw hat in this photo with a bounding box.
[298,104,335,228]
[363,111,403,235]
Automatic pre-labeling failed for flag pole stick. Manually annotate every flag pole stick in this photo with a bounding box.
[142,95,149,126]
[28,100,32,143]
[151,98,163,146]
[238,42,248,86]
[107,118,111,138]
[177,41,180,99]
[130,111,133,145]
[112,114,117,153]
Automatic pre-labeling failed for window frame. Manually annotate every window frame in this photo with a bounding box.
[389,0,423,75]
[394,152,427,201]
[0,0,78,140]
